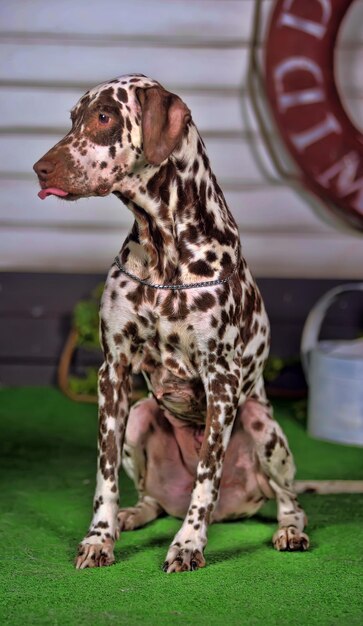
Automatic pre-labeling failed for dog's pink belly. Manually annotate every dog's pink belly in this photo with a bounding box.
[143,423,195,518]
[144,412,269,521]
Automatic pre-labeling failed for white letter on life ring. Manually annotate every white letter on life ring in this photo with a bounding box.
[278,0,332,39]
[318,151,363,213]
[291,113,341,152]
[274,57,325,113]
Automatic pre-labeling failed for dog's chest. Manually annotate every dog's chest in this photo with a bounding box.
[141,330,207,419]
[139,317,207,419]
[103,282,208,418]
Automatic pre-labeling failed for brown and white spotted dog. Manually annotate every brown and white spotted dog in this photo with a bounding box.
[33,73,310,572]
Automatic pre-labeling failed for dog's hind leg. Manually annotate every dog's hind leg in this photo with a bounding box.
[240,392,309,552]
[118,496,163,531]
[119,397,164,531]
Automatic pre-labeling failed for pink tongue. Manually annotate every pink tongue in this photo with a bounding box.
[38,188,69,200]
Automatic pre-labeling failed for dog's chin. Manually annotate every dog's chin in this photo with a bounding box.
[70,185,112,199]
[60,193,81,202]
[38,183,111,202]
[49,186,112,201]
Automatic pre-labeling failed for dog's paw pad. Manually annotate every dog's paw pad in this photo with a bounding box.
[117,508,139,531]
[163,547,206,573]
[273,527,310,552]
[75,542,115,569]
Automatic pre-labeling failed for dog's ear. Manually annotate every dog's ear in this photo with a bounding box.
[136,86,191,165]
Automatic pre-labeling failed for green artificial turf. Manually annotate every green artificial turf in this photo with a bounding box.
[0,387,362,626]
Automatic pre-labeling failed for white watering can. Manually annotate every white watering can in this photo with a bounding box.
[301,283,363,446]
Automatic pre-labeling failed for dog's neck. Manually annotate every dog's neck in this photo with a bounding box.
[114,123,240,284]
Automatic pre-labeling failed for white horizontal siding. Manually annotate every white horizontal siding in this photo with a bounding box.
[3,0,362,46]
[3,85,363,134]
[0,0,362,277]
[0,0,270,40]
[0,134,278,182]
[0,179,335,234]
[0,44,247,87]
[0,44,360,92]
[0,88,245,132]
[2,226,362,279]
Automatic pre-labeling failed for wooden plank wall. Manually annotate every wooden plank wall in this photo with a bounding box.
[1,0,363,277]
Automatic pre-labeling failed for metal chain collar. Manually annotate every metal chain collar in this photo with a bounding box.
[113,255,237,291]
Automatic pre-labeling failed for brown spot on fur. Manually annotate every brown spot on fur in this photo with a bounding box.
[265,431,278,459]
[192,293,216,312]
[188,260,214,277]
[117,87,128,103]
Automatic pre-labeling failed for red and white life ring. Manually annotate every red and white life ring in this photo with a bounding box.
[265,0,363,231]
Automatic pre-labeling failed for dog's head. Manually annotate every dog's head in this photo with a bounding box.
[33,74,191,201]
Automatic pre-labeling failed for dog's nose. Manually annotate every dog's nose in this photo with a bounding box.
[33,159,56,178]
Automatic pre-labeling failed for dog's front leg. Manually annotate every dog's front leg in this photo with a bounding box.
[163,366,242,573]
[76,359,131,569]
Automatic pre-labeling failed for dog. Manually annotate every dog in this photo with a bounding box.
[33,73,312,572]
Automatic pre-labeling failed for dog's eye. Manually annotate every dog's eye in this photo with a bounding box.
[98,113,110,125]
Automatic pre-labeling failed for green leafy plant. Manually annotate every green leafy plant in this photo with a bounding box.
[291,399,308,426]
[59,283,104,401]
[69,368,99,396]
[73,283,104,348]
[263,356,286,382]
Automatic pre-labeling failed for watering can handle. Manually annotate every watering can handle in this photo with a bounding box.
[301,282,363,382]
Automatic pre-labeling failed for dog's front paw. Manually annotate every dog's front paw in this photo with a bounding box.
[273,527,310,552]
[162,543,206,573]
[75,539,115,569]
